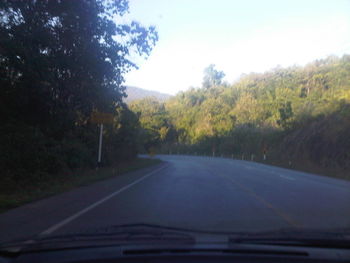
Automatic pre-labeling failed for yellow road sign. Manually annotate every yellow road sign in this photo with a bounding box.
[91,112,114,124]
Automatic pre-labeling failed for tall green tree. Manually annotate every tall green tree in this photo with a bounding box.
[129,97,171,152]
[0,0,158,179]
[0,0,157,132]
[202,64,225,89]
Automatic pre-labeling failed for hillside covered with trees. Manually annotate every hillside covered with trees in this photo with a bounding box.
[130,57,350,179]
[124,86,171,103]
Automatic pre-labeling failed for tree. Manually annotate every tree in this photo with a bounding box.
[120,54,350,174]
[277,101,293,129]
[0,0,158,131]
[230,92,264,126]
[129,97,170,152]
[202,64,225,89]
[0,0,158,179]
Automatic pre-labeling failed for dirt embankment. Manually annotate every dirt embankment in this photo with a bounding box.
[276,108,350,180]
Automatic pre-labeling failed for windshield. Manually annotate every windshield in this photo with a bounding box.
[1,0,350,249]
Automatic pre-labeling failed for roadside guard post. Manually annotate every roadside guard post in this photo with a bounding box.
[263,148,267,161]
[91,112,114,168]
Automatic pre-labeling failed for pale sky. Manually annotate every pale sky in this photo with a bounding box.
[123,0,350,95]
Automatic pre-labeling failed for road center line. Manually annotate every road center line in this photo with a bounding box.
[39,164,169,236]
[242,164,296,181]
[279,174,295,180]
[220,174,302,228]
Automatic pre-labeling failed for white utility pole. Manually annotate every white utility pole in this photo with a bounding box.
[98,123,103,165]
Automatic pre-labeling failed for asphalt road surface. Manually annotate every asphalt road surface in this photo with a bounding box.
[1,155,350,244]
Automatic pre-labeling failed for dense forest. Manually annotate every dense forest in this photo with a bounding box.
[0,0,157,186]
[130,57,350,178]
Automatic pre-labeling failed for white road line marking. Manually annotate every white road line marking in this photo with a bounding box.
[279,174,295,180]
[242,164,295,180]
[39,164,168,236]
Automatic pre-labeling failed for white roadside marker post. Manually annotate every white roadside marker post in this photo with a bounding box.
[97,123,103,167]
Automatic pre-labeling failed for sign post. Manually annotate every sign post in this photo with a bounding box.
[262,143,268,161]
[98,123,103,164]
[91,112,114,168]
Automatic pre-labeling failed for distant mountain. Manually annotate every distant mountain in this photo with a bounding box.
[124,86,171,103]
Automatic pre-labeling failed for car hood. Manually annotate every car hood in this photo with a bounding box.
[1,224,350,253]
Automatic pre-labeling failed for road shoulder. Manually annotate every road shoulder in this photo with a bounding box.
[0,160,166,244]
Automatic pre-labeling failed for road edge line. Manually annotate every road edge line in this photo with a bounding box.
[39,163,169,236]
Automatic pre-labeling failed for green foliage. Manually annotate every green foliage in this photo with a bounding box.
[129,97,174,152]
[131,57,350,172]
[104,106,140,163]
[202,64,225,89]
[277,101,293,129]
[0,0,158,183]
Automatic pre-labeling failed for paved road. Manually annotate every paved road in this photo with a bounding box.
[1,155,350,243]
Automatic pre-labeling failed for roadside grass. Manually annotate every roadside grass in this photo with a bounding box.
[0,158,162,213]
